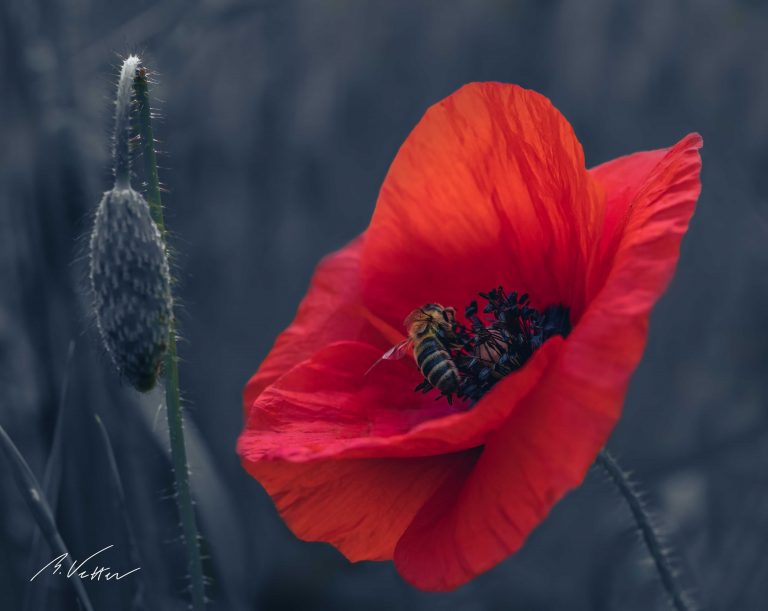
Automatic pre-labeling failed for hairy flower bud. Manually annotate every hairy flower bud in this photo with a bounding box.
[89,187,172,391]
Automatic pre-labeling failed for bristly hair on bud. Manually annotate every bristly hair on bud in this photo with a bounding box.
[90,188,172,391]
[113,55,140,189]
[89,56,172,392]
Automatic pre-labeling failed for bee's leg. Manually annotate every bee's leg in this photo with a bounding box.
[414,380,432,393]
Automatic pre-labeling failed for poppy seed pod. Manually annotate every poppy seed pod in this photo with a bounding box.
[89,186,172,392]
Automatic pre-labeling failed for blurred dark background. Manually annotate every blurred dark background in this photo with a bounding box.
[1,1,767,609]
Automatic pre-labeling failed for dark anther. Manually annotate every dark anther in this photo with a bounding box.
[417,286,571,405]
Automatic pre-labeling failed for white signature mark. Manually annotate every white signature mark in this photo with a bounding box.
[31,545,141,583]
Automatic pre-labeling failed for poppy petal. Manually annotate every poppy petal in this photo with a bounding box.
[586,144,679,296]
[243,236,398,413]
[394,373,615,590]
[241,451,476,562]
[393,134,703,591]
[361,82,604,326]
[237,337,563,462]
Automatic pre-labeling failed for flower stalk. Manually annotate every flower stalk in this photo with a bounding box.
[133,64,206,610]
[596,449,693,611]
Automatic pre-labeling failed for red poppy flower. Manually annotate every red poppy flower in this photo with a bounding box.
[237,82,703,591]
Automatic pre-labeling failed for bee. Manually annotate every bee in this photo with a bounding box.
[368,304,460,400]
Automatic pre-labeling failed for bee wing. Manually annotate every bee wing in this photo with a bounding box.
[383,339,413,360]
[364,339,413,375]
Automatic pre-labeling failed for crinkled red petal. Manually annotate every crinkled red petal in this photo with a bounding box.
[393,133,703,590]
[243,236,398,415]
[361,82,604,327]
[241,451,477,562]
[238,338,563,462]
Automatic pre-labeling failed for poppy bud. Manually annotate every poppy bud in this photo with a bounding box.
[89,186,172,391]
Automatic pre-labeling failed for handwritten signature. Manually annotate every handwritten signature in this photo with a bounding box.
[31,545,140,583]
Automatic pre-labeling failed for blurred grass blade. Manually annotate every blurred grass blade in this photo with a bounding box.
[94,413,145,610]
[23,340,75,611]
[0,422,94,611]
[42,340,76,502]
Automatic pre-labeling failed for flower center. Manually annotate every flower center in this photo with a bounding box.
[414,287,570,404]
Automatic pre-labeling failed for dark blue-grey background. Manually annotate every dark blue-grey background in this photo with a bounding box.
[1,1,767,609]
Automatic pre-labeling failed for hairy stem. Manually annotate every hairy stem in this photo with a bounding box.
[596,449,692,611]
[113,56,140,188]
[134,64,206,611]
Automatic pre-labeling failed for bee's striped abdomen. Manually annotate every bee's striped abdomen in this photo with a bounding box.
[415,336,459,394]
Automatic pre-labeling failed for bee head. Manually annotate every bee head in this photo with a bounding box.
[403,304,456,336]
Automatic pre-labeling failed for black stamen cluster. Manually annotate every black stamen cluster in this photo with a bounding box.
[419,287,571,405]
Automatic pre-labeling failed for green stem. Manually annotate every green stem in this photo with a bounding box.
[134,65,206,611]
[596,449,692,611]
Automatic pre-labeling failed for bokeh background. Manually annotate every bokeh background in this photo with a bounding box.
[1,1,767,609]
